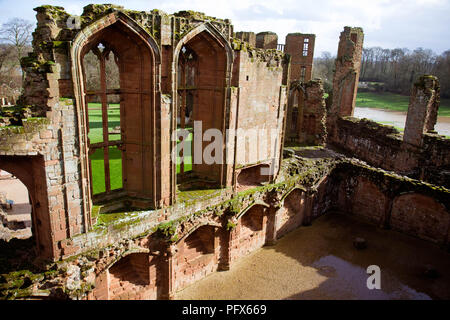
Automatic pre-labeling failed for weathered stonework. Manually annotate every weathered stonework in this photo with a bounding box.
[329,26,364,118]
[285,79,327,145]
[403,75,440,147]
[256,32,278,50]
[0,4,449,301]
[284,33,315,82]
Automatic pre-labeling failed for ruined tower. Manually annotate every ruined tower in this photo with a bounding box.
[329,27,364,117]
[403,75,440,147]
[284,33,315,82]
[256,31,278,49]
[235,31,256,47]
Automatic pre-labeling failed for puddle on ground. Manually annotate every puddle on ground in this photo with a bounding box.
[310,255,430,300]
[175,212,450,300]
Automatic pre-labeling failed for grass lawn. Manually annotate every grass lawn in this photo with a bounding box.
[88,103,122,194]
[356,91,450,117]
[88,103,192,194]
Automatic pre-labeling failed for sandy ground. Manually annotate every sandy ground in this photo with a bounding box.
[175,213,450,300]
[354,107,450,136]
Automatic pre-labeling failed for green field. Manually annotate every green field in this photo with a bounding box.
[356,91,450,117]
[88,103,122,194]
[88,103,192,194]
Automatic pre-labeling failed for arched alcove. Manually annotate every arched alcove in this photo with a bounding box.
[108,253,150,300]
[236,163,271,191]
[231,204,267,261]
[174,24,231,191]
[277,189,305,238]
[174,224,217,291]
[73,13,161,211]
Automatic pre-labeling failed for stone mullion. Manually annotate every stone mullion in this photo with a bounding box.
[180,58,186,175]
[99,53,111,193]
[265,205,280,245]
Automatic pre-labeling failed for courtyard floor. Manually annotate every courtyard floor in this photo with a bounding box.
[175,212,450,300]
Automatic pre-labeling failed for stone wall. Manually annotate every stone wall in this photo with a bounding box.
[329,26,364,118]
[0,99,87,259]
[284,33,315,82]
[235,31,256,47]
[232,48,287,174]
[256,32,278,49]
[403,75,440,147]
[330,160,450,245]
[285,79,327,145]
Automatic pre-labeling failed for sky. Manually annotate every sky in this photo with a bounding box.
[0,0,449,57]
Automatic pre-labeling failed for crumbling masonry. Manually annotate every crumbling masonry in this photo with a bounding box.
[0,4,449,300]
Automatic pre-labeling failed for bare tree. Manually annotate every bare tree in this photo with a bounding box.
[0,18,33,67]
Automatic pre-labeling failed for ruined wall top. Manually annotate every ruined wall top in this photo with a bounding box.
[403,75,440,147]
[329,26,364,117]
[16,4,236,116]
[336,26,364,68]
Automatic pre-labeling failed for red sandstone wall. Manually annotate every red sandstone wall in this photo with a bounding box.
[276,189,305,238]
[351,177,388,225]
[390,193,449,244]
[329,117,450,187]
[284,33,315,82]
[335,171,450,245]
[234,50,286,168]
[230,205,267,262]
[173,226,219,291]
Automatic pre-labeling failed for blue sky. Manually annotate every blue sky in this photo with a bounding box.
[1,0,449,56]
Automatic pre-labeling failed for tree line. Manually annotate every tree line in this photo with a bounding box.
[0,18,119,105]
[314,47,450,98]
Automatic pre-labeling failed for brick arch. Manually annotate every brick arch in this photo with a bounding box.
[277,188,305,238]
[71,11,162,218]
[351,176,389,224]
[235,201,270,221]
[390,192,450,244]
[172,23,233,192]
[173,224,219,291]
[175,220,221,245]
[91,251,151,300]
[0,156,53,258]
[230,203,268,261]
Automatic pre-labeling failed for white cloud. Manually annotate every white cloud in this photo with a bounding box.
[0,0,449,55]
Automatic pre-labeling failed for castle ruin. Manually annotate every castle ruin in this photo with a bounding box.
[0,4,449,300]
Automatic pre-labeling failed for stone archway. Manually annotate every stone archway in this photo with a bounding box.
[230,204,267,261]
[173,24,233,191]
[174,224,218,291]
[276,188,305,238]
[0,155,52,258]
[72,12,162,210]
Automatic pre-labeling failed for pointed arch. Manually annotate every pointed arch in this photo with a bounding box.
[70,11,162,224]
[171,23,233,198]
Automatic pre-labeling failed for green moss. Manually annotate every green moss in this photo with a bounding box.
[0,126,25,134]
[24,117,50,125]
[226,221,237,230]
